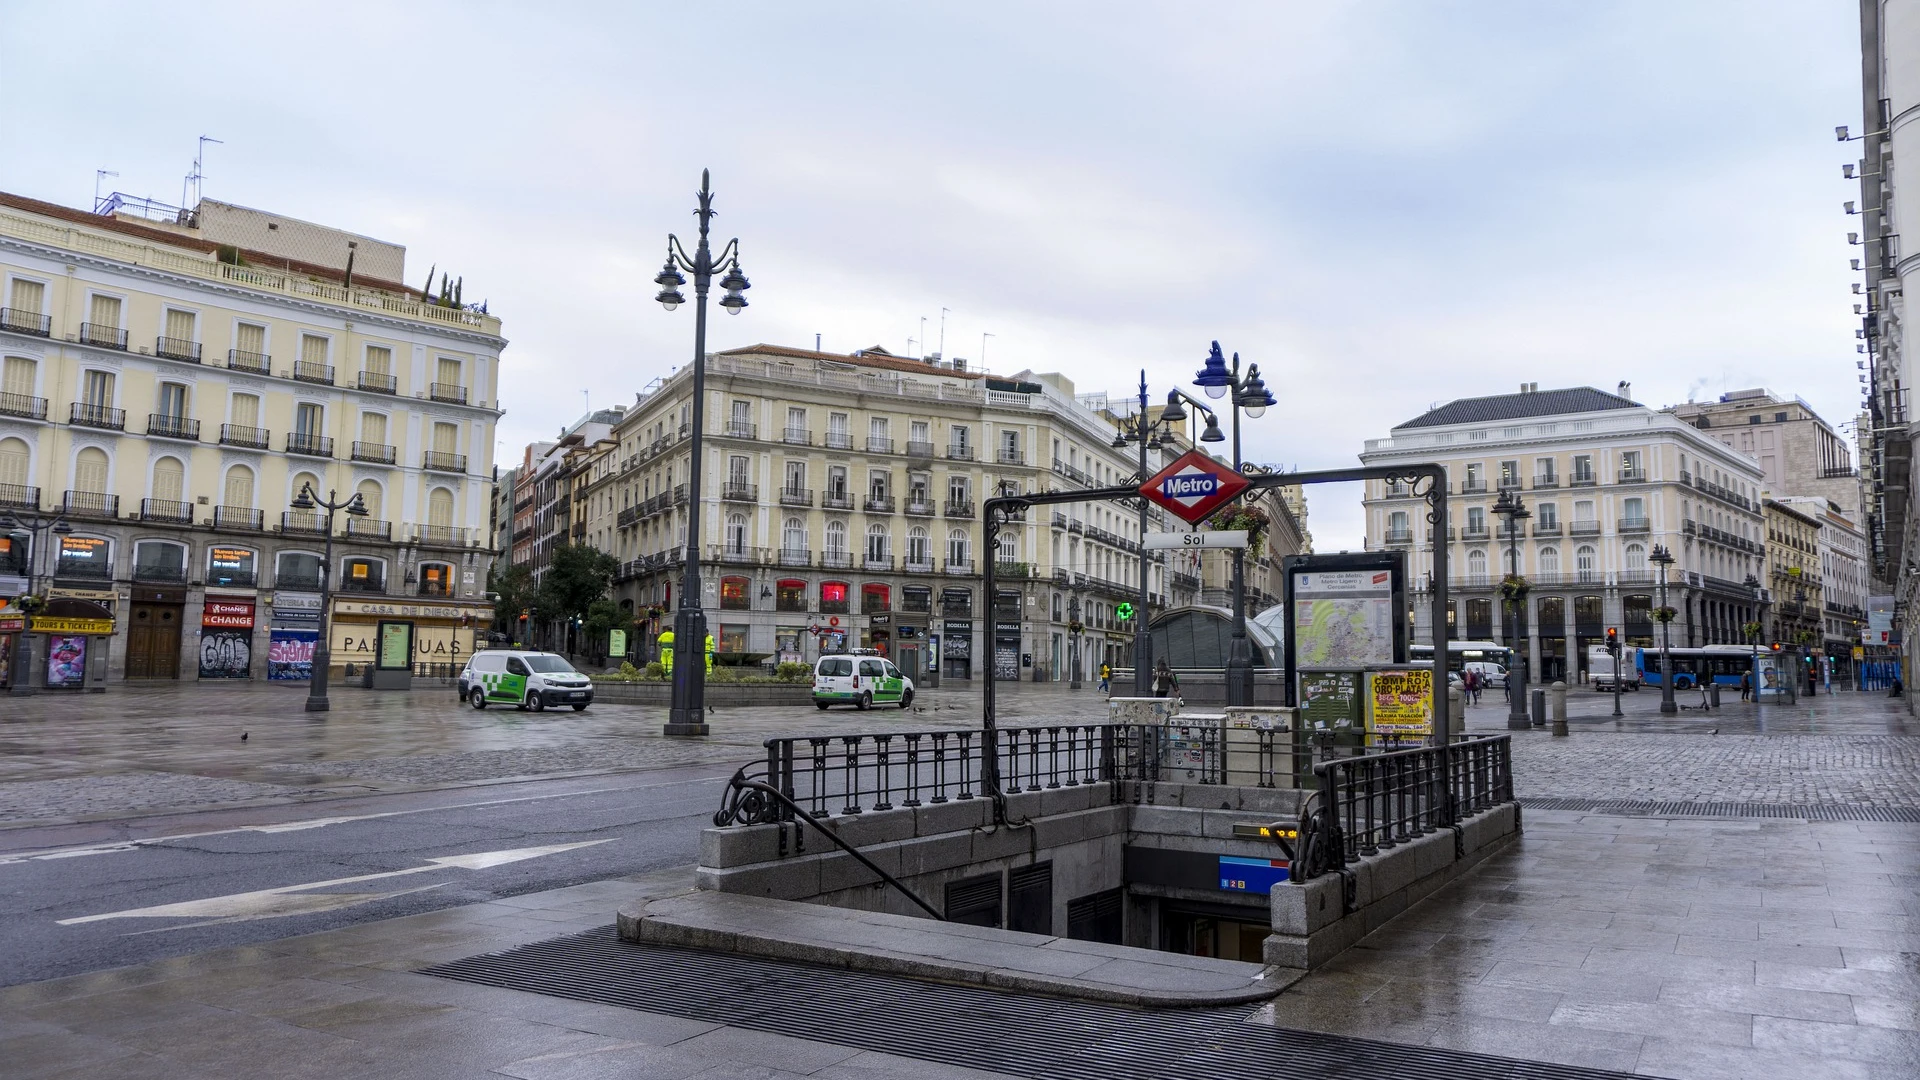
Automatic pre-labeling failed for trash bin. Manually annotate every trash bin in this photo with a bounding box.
[1709,684,1721,708]
[1530,686,1546,727]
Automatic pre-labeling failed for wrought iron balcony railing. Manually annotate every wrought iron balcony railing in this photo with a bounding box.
[352,441,397,465]
[155,336,202,363]
[0,307,51,336]
[0,392,47,420]
[147,413,200,440]
[357,370,397,394]
[70,402,125,430]
[429,382,469,405]
[221,424,271,449]
[292,360,334,385]
[423,450,467,473]
[287,432,333,457]
[140,498,193,524]
[213,505,264,531]
[227,348,271,374]
[79,322,127,350]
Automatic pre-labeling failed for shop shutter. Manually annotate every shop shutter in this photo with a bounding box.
[944,872,1003,928]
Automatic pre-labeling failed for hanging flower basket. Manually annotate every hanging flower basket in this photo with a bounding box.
[1742,621,1763,641]
[1652,606,1678,624]
[1200,504,1270,560]
[16,593,45,616]
[1497,575,1532,603]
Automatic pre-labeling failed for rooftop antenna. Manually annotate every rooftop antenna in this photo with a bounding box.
[906,335,917,357]
[919,315,928,359]
[815,333,822,352]
[938,307,950,359]
[182,135,223,211]
[981,332,994,367]
[92,169,119,213]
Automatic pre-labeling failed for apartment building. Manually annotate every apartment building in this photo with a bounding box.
[1762,498,1825,648]
[577,344,1223,682]
[1359,385,1767,683]
[0,191,502,686]
[1668,388,1862,517]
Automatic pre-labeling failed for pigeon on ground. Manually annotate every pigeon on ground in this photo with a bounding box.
[240,732,249,741]
[708,704,716,714]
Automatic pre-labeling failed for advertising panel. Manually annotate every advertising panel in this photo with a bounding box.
[377,621,414,670]
[1367,667,1434,738]
[207,547,256,588]
[46,636,88,687]
[268,628,317,680]
[199,631,252,678]
[1293,570,1396,668]
[202,600,256,629]
[1299,670,1362,734]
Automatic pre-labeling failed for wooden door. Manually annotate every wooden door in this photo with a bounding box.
[126,604,181,679]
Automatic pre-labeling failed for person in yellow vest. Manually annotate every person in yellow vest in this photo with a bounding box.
[705,633,716,674]
[657,629,675,674]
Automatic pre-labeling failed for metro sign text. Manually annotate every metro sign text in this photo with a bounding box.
[1139,449,1250,525]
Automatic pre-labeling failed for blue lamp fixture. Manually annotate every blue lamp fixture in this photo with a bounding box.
[1189,339,1276,706]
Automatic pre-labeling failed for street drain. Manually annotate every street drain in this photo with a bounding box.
[1520,797,1920,822]
[423,927,1648,1080]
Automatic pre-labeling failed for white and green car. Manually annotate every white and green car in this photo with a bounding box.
[461,650,595,711]
[812,653,914,710]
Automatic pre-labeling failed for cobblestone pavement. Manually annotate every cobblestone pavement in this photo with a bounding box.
[0,771,311,822]
[1506,733,1920,808]
[258,741,745,786]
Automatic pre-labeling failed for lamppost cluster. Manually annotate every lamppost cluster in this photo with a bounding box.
[1650,542,1678,715]
[2,509,72,696]
[1491,488,1532,730]
[655,170,751,736]
[1112,371,1223,694]
[289,483,368,713]
[1192,341,1275,706]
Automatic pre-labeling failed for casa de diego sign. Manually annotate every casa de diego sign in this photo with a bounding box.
[1139,449,1250,525]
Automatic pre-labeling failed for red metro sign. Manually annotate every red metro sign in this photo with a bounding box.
[1139,449,1250,525]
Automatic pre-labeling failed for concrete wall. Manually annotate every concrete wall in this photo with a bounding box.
[589,680,813,707]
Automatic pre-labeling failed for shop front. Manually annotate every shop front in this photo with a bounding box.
[126,584,187,679]
[198,597,256,679]
[268,592,322,680]
[31,597,116,692]
[0,608,23,689]
[941,587,974,680]
[328,598,490,678]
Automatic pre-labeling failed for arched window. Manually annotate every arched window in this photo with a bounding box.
[151,456,185,505]
[1624,543,1646,573]
[290,470,320,504]
[276,550,323,589]
[427,487,454,528]
[1539,546,1559,575]
[782,516,806,556]
[132,539,187,582]
[418,561,454,598]
[223,463,256,508]
[776,578,807,612]
[207,545,258,587]
[725,512,746,554]
[907,525,930,566]
[1467,549,1488,580]
[948,528,969,566]
[866,523,889,561]
[355,478,384,520]
[997,533,1017,563]
[74,446,109,493]
[720,575,749,610]
[825,520,847,557]
[0,436,29,488]
[820,580,850,614]
[1576,544,1597,581]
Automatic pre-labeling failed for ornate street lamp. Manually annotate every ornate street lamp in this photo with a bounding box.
[1067,593,1084,690]
[2,510,72,696]
[1193,341,1276,706]
[1650,543,1678,714]
[1744,572,1763,701]
[1491,489,1532,729]
[290,483,368,713]
[655,170,750,736]
[1113,370,1224,693]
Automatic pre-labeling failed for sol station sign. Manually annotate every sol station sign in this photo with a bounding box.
[1138,449,1250,525]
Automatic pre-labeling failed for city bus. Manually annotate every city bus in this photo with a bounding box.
[1412,640,1515,684]
[1627,645,1755,689]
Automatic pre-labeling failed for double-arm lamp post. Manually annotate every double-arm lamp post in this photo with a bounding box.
[289,483,367,713]
[1650,543,1677,714]
[3,510,72,696]
[1491,489,1532,730]
[1745,572,1763,697]
[1193,341,1275,706]
[654,169,751,736]
[1112,371,1224,694]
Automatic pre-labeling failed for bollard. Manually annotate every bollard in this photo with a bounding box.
[1550,680,1568,737]
[1448,686,1465,734]
[1709,683,1721,709]
[1529,686,1546,727]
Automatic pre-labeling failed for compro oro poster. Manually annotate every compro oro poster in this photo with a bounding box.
[1292,569,1395,668]
[1367,667,1434,738]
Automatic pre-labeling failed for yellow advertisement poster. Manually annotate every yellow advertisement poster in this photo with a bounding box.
[1367,668,1433,738]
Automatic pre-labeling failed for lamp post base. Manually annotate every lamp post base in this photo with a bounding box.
[304,698,330,713]
[665,605,709,736]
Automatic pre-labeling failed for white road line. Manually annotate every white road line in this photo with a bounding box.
[56,840,612,926]
[0,773,725,866]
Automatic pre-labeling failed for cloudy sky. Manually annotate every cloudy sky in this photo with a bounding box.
[2,1,1866,548]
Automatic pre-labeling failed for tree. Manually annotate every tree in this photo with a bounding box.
[539,544,619,653]
[584,598,623,664]
[489,563,539,642]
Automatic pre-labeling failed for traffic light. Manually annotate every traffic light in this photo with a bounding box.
[1605,627,1618,653]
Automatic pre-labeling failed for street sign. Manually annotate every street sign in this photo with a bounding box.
[1138,449,1249,525]
[1142,530,1248,550]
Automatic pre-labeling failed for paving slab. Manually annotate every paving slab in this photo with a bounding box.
[621,889,1300,1007]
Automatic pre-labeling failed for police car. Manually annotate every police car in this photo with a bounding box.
[812,650,914,710]
[460,650,596,711]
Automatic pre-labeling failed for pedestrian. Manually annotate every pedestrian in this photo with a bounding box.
[1462,669,1476,705]
[1739,668,1751,702]
[1098,663,1111,693]
[1152,659,1180,699]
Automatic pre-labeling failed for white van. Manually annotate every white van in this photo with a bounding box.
[1587,644,1640,690]
[812,652,913,710]
[1463,661,1508,689]
[460,650,596,711]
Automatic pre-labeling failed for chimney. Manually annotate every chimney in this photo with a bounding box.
[1617,380,1631,400]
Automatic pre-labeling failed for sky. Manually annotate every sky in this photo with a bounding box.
[0,1,1868,549]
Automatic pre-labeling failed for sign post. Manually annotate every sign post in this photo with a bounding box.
[1142,531,1249,551]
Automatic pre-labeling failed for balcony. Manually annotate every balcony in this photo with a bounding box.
[1569,519,1602,535]
[864,495,895,514]
[351,441,396,465]
[822,491,854,511]
[863,554,895,571]
[779,487,813,507]
[70,402,125,430]
[286,432,333,457]
[415,524,470,547]
[947,444,974,461]
[905,499,936,517]
[820,551,854,569]
[867,436,894,454]
[0,483,40,510]
[1497,477,1523,491]
[214,505,264,531]
[1461,526,1491,541]
[216,423,270,450]
[0,392,47,420]
[1616,469,1647,484]
[997,448,1025,466]
[346,517,392,540]
[1533,474,1558,489]
[227,348,271,375]
[357,370,397,394]
[339,575,386,594]
[1532,521,1561,537]
[824,432,853,450]
[782,427,811,445]
[1067,519,1083,533]
[725,421,757,439]
[155,336,202,363]
[1619,516,1651,532]
[132,562,187,583]
[903,557,936,573]
[292,361,334,385]
[1384,528,1414,545]
[280,510,329,535]
[778,548,812,567]
[62,490,119,518]
[617,506,640,528]
[722,481,758,502]
[996,561,1032,580]
[139,498,194,524]
[423,450,467,473]
[1819,466,1857,479]
[1569,474,1597,488]
[0,307,51,336]
[79,322,127,350]
[429,382,468,405]
[1053,511,1068,529]
[945,499,974,518]
[712,545,766,565]
[906,440,934,458]
[146,413,200,441]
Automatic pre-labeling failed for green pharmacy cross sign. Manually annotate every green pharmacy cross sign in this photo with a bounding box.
[1116,602,1135,622]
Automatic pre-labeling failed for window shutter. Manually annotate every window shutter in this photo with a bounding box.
[360,412,387,444]
[9,279,45,314]
[0,437,29,487]
[153,458,185,503]
[433,422,457,453]
[235,323,265,355]
[2,356,34,397]
[231,393,260,427]
[301,334,328,365]
[365,345,392,375]
[224,466,255,508]
[89,294,121,326]
[428,488,453,527]
[165,309,195,342]
[75,448,109,492]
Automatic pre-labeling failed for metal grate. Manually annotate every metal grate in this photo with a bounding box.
[424,929,1646,1080]
[1519,797,1920,823]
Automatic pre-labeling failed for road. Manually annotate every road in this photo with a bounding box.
[0,762,734,987]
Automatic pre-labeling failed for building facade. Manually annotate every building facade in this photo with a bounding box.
[1775,494,1869,660]
[1762,499,1825,647]
[1668,388,1863,517]
[0,191,503,686]
[1360,385,1768,683]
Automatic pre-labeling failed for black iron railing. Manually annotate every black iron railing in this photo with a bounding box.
[0,307,51,336]
[0,391,47,420]
[228,348,271,374]
[1290,735,1512,883]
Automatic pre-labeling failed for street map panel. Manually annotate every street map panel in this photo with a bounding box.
[1293,571,1394,668]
